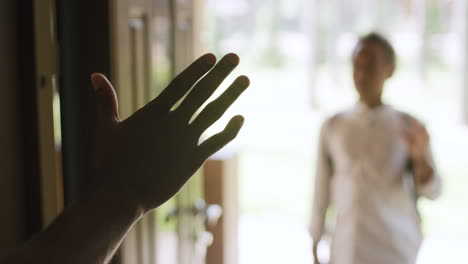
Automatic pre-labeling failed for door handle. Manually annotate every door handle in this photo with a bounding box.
[165,199,223,228]
[165,198,222,228]
[192,199,223,228]
[165,206,179,222]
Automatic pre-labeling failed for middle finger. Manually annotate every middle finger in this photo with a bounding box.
[174,53,240,122]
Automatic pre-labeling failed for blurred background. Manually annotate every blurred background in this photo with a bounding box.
[200,0,468,263]
[1,0,468,264]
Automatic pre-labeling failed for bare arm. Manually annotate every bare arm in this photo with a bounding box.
[1,53,249,264]
[2,191,143,264]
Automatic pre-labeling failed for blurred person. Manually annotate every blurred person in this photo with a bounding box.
[310,33,442,264]
[0,53,249,264]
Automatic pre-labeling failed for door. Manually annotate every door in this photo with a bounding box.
[33,0,64,228]
[109,0,213,263]
[171,1,216,264]
[110,1,157,263]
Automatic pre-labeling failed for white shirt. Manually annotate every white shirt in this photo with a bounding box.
[310,103,442,264]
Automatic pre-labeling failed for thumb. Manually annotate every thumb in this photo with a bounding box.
[90,73,120,125]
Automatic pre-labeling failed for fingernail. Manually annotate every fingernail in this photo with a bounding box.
[236,115,245,125]
[226,53,239,65]
[90,74,101,91]
[203,53,216,66]
[237,75,250,87]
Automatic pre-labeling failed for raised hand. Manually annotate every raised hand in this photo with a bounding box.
[92,53,249,212]
[0,53,249,264]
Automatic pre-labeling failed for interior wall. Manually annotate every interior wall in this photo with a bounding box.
[0,0,25,250]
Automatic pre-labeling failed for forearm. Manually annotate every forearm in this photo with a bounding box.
[1,190,143,264]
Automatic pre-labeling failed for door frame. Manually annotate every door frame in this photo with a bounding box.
[33,0,64,228]
[17,0,43,239]
[109,0,208,263]
[56,0,112,206]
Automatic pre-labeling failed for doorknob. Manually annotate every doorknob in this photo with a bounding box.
[192,199,223,228]
[165,198,223,227]
[165,206,179,222]
[164,199,223,262]
[191,199,222,263]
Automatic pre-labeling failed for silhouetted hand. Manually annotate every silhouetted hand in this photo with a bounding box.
[0,53,249,264]
[91,53,249,212]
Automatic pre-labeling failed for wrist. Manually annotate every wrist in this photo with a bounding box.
[86,189,146,220]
